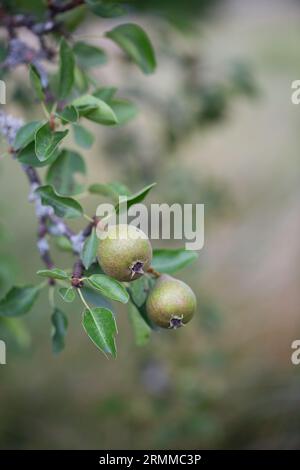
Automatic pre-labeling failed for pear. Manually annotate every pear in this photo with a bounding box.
[97,224,152,282]
[146,274,196,329]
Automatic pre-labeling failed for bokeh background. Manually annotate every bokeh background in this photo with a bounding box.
[1,0,300,449]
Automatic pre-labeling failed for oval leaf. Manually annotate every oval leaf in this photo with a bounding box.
[18,142,60,168]
[87,274,129,304]
[72,94,118,125]
[115,182,156,213]
[35,185,83,219]
[86,0,125,18]
[81,228,98,270]
[92,89,137,125]
[81,287,112,310]
[35,122,68,162]
[58,38,75,100]
[51,308,68,354]
[109,99,138,125]
[57,106,79,124]
[46,149,86,196]
[59,287,76,303]
[93,87,118,101]
[152,248,198,274]
[29,64,44,101]
[128,276,149,308]
[106,23,156,74]
[89,181,131,202]
[73,41,107,67]
[74,65,89,93]
[72,124,94,149]
[14,121,44,150]
[128,297,154,329]
[0,285,40,317]
[55,236,74,253]
[129,303,151,346]
[37,268,69,280]
[82,307,117,358]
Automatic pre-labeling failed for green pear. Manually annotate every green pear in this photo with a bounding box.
[97,224,152,282]
[146,274,196,329]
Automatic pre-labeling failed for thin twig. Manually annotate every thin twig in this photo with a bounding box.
[71,259,84,288]
[0,111,97,280]
[147,267,161,278]
[47,0,84,15]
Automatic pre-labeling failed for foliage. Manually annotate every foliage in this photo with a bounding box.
[0,0,200,358]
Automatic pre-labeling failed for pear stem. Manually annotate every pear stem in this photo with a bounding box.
[147,266,161,278]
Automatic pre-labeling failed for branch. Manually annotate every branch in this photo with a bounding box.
[0,1,84,35]
[71,217,98,288]
[47,0,85,15]
[71,259,84,288]
[0,111,96,281]
[0,1,84,71]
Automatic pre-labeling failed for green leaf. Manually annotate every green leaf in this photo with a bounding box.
[85,0,125,18]
[58,38,75,100]
[35,185,83,219]
[84,263,104,277]
[18,142,60,168]
[82,307,117,358]
[72,94,118,125]
[14,121,44,150]
[108,181,131,197]
[128,276,149,308]
[57,105,79,124]
[57,3,86,32]
[35,122,68,162]
[74,66,89,93]
[106,23,156,74]
[93,89,137,125]
[116,182,156,213]
[36,268,69,280]
[46,149,86,196]
[129,303,151,346]
[93,87,117,101]
[109,99,138,125]
[87,274,129,304]
[72,93,106,111]
[81,286,112,310]
[88,181,131,202]
[51,308,68,354]
[72,124,94,149]
[152,248,198,274]
[29,64,44,101]
[0,285,40,317]
[59,287,75,303]
[128,296,153,329]
[81,228,98,270]
[55,236,73,253]
[73,41,107,67]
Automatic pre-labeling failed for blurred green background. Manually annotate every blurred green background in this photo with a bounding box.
[1,0,300,449]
